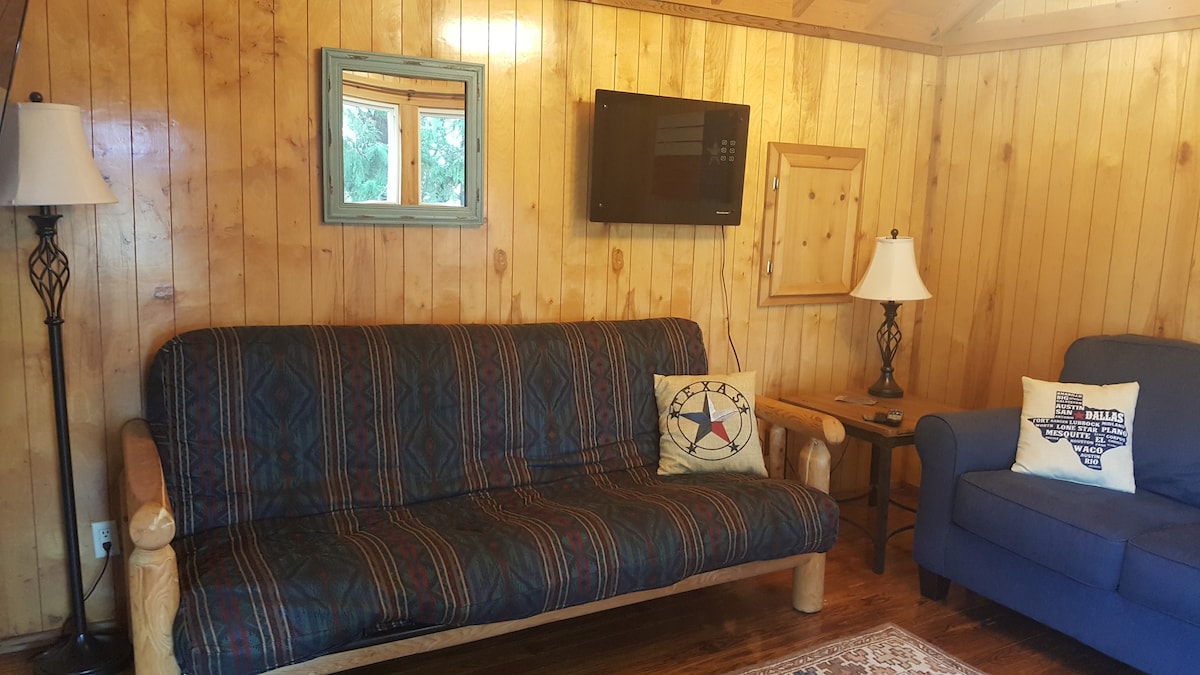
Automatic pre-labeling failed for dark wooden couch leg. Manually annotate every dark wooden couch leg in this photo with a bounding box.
[919,567,951,600]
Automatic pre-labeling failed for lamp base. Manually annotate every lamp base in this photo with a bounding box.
[868,373,904,399]
[33,632,132,675]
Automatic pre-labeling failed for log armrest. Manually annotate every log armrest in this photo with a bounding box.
[754,397,844,614]
[122,419,182,675]
[755,396,844,492]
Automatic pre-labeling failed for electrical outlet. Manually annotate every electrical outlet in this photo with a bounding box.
[91,520,120,559]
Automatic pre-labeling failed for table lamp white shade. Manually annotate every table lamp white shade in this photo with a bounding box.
[0,101,116,207]
[851,234,931,302]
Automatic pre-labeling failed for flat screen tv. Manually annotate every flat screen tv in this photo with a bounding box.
[588,89,750,225]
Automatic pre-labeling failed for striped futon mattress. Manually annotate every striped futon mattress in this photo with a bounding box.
[145,319,838,675]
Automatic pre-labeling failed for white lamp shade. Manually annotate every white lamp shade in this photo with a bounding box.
[851,235,931,302]
[0,102,116,206]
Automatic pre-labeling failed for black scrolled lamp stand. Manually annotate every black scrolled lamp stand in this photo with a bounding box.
[868,299,905,398]
[28,207,131,675]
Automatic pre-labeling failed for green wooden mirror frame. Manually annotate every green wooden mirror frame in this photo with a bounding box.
[321,47,485,226]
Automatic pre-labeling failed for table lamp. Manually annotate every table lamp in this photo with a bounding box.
[0,94,131,674]
[851,229,931,399]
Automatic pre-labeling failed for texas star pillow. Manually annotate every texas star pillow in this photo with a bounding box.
[1012,376,1138,493]
[653,371,767,477]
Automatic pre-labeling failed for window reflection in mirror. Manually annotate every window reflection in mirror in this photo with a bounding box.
[323,49,484,226]
[341,72,466,207]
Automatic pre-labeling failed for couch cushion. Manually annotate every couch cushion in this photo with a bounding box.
[146,319,708,538]
[1061,335,1200,507]
[953,470,1200,589]
[1120,524,1200,627]
[171,468,839,675]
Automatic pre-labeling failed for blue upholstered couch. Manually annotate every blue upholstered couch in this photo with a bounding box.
[122,319,842,675]
[914,334,1200,675]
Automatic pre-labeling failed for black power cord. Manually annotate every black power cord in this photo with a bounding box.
[82,541,112,602]
[719,226,743,372]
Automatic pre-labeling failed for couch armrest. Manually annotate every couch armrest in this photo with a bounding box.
[122,419,182,675]
[755,396,845,491]
[754,396,843,613]
[912,407,1020,576]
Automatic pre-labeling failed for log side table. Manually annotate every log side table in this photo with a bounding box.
[781,391,962,574]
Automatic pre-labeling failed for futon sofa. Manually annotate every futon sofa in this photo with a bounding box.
[122,318,843,675]
[914,334,1200,675]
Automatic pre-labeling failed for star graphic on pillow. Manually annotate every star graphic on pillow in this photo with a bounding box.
[681,393,738,444]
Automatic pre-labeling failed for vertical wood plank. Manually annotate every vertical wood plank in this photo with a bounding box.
[204,0,247,326]
[536,0,567,322]
[558,0,590,321]
[458,0,490,323]
[275,0,315,324]
[128,0,176,361]
[309,0,344,324]
[756,30,786,396]
[510,0,542,323]
[488,0,517,323]
[1171,36,1200,341]
[241,0,281,325]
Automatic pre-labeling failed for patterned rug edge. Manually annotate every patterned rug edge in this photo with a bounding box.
[729,623,985,675]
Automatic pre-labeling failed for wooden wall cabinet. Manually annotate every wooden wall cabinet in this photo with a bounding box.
[759,143,865,306]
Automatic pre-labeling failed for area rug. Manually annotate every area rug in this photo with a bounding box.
[732,624,985,675]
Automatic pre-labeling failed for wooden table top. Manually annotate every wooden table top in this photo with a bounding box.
[780,391,963,441]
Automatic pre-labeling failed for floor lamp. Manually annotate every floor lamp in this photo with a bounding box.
[0,96,131,674]
[850,229,931,399]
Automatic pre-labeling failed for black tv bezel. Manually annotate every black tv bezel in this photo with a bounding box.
[587,89,750,226]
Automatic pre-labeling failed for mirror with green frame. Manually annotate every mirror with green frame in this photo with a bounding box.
[322,48,485,226]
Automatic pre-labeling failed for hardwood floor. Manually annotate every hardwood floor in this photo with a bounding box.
[1,501,1138,674]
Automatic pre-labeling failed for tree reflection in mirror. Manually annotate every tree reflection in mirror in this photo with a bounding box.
[341,71,466,207]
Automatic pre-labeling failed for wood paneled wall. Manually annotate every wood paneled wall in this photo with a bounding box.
[0,0,935,638]
[911,29,1200,413]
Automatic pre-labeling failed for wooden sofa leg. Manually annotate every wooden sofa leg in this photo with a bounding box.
[919,566,951,600]
[792,552,826,613]
[129,545,182,675]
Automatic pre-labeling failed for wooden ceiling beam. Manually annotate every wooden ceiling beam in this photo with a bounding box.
[931,0,1003,40]
[938,0,1200,53]
[573,0,943,55]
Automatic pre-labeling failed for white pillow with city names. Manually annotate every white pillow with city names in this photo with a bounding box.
[654,371,767,477]
[1012,376,1138,493]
